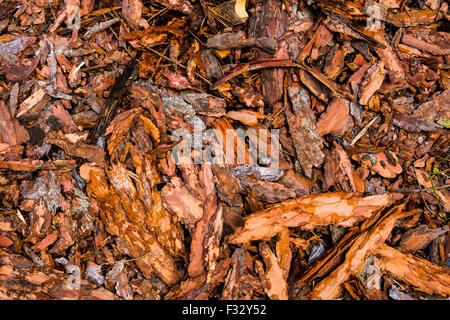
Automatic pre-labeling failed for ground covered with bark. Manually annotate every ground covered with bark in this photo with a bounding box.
[0,0,449,300]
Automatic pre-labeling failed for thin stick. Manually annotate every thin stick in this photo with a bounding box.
[350,116,379,146]
[151,46,169,80]
[391,184,450,193]
[413,167,435,215]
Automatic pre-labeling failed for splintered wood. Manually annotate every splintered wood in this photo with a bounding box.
[229,192,395,243]
[0,0,449,302]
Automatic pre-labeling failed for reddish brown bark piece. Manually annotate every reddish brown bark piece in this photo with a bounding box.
[316,98,354,137]
[236,174,296,204]
[87,170,180,286]
[255,243,288,300]
[130,149,185,258]
[334,142,365,193]
[366,28,405,84]
[1,54,40,82]
[206,31,252,49]
[249,0,288,104]
[226,110,265,126]
[359,62,386,106]
[374,244,450,297]
[234,86,265,108]
[399,225,449,252]
[309,203,412,300]
[310,26,334,61]
[277,170,311,196]
[105,108,143,155]
[402,29,450,56]
[229,192,395,244]
[0,101,29,146]
[298,69,331,103]
[122,0,148,30]
[323,43,353,81]
[161,177,204,227]
[286,85,325,178]
[393,112,443,132]
[45,132,105,166]
[413,90,450,123]
[188,164,223,277]
[213,165,243,208]
[359,151,402,179]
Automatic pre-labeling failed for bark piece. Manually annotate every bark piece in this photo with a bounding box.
[400,225,449,252]
[393,112,443,132]
[316,98,354,137]
[200,50,223,80]
[222,248,246,300]
[374,244,450,297]
[323,11,385,49]
[130,150,185,258]
[21,170,61,216]
[286,85,324,178]
[309,203,412,300]
[188,164,223,277]
[334,142,365,193]
[105,108,142,155]
[255,243,288,300]
[45,132,105,166]
[1,54,40,82]
[415,169,450,212]
[323,43,353,81]
[277,170,310,196]
[122,0,148,30]
[0,101,29,145]
[299,69,331,103]
[367,28,404,84]
[0,160,76,172]
[237,176,296,203]
[87,171,180,286]
[359,62,387,106]
[183,93,226,117]
[206,31,251,49]
[16,88,46,118]
[229,192,396,244]
[161,177,204,227]
[402,29,450,56]
[359,150,402,179]
[234,86,265,108]
[213,165,243,208]
[226,110,265,126]
[310,26,334,61]
[413,90,449,123]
